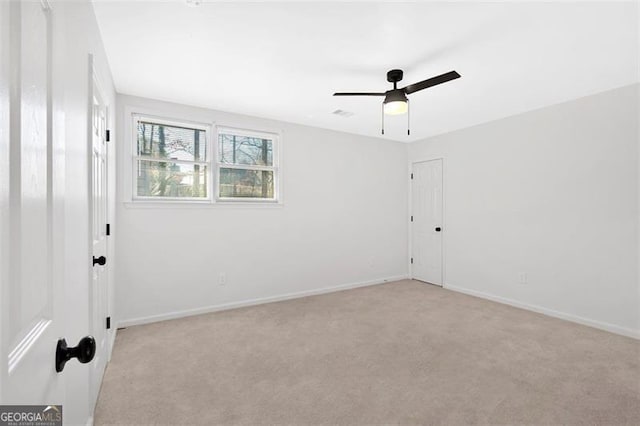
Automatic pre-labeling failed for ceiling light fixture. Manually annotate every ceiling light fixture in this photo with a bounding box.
[383,90,408,116]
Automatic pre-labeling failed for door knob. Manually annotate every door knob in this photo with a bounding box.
[435,227,441,232]
[93,255,106,266]
[56,336,96,373]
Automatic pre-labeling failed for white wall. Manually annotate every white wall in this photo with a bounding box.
[409,84,639,338]
[115,95,408,326]
[54,1,117,424]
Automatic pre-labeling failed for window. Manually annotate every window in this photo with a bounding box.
[134,116,211,200]
[217,128,279,201]
[131,114,279,204]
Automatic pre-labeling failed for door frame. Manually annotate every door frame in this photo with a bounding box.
[87,54,112,414]
[409,157,446,287]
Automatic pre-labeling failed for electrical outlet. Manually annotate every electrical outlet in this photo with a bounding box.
[518,272,527,285]
[219,272,227,286]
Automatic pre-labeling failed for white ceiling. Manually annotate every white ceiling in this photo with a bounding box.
[93,1,639,142]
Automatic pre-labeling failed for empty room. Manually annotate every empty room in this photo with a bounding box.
[1,0,639,425]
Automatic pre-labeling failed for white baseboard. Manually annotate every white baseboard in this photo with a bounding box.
[444,283,640,340]
[119,274,409,328]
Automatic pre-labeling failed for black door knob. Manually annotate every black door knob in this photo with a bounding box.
[56,336,96,373]
[435,227,441,232]
[93,255,106,266]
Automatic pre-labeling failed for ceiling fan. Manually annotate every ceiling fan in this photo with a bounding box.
[333,69,461,135]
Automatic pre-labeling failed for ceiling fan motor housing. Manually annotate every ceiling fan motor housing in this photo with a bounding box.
[384,89,408,104]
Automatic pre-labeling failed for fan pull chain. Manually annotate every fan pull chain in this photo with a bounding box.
[381,103,385,135]
[407,99,410,136]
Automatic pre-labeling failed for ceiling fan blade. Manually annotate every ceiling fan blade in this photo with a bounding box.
[333,92,386,96]
[402,71,461,95]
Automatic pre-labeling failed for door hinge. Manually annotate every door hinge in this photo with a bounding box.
[106,223,111,236]
[106,129,111,142]
[411,257,413,264]
[410,173,413,179]
[410,216,413,222]
[106,316,111,330]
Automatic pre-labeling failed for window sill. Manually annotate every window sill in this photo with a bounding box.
[123,200,284,209]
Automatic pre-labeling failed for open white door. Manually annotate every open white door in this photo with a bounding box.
[411,159,444,286]
[89,71,109,410]
[0,0,65,408]
[1,3,101,422]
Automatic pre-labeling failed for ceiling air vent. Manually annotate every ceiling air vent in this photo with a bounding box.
[332,109,354,118]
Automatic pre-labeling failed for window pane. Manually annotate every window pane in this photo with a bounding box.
[137,121,206,162]
[218,133,273,166]
[137,160,208,198]
[219,168,274,199]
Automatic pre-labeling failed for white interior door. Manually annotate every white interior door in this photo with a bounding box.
[89,75,109,409]
[0,0,65,405]
[411,159,443,286]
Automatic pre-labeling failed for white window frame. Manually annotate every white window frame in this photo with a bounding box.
[131,114,214,202]
[126,110,282,206]
[215,126,280,203]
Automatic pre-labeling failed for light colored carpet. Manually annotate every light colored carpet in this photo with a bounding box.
[95,280,640,425]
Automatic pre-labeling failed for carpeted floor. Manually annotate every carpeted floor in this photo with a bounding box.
[94,280,640,425]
